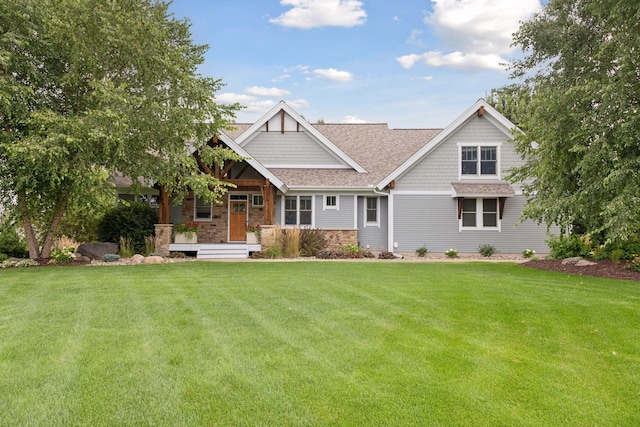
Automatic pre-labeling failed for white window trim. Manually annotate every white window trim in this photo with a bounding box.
[323,195,339,211]
[364,196,380,228]
[457,143,501,180]
[194,195,212,222]
[281,195,315,227]
[459,198,501,232]
[252,194,264,207]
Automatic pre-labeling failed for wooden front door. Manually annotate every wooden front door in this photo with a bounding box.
[229,201,247,241]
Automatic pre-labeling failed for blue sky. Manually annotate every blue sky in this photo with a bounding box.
[168,0,542,128]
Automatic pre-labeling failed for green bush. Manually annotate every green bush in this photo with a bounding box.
[49,247,75,264]
[625,255,640,272]
[0,253,7,262]
[478,244,496,257]
[593,238,640,261]
[547,234,594,259]
[0,224,29,258]
[97,203,157,253]
[416,246,428,257]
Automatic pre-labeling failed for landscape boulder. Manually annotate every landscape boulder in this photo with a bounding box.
[77,242,118,260]
[142,255,164,264]
[131,254,145,265]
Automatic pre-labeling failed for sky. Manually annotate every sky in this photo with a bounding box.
[168,0,543,128]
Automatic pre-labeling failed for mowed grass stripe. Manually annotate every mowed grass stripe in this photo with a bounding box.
[0,262,639,426]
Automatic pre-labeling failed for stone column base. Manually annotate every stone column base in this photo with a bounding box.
[154,224,174,257]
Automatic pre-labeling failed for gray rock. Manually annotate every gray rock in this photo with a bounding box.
[575,259,597,267]
[74,254,91,263]
[77,242,118,260]
[562,257,584,265]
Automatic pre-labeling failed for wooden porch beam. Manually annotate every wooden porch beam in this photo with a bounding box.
[220,161,236,178]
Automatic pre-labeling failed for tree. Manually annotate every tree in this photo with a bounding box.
[0,0,241,259]
[506,0,640,242]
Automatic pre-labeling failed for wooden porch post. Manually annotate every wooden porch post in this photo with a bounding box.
[261,179,275,225]
[158,185,171,224]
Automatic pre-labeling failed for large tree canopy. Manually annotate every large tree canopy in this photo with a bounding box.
[504,0,640,241]
[0,0,241,258]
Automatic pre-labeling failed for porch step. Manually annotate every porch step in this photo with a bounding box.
[197,244,249,259]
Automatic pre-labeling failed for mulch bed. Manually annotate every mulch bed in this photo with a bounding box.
[524,259,640,282]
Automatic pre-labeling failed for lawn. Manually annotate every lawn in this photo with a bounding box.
[1,261,639,426]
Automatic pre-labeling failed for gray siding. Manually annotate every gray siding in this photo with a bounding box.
[243,131,345,166]
[393,194,552,254]
[357,196,388,251]
[395,115,520,192]
[314,195,356,229]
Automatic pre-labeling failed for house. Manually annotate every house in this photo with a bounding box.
[143,99,553,258]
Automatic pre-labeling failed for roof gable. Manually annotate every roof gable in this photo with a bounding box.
[234,101,367,173]
[377,99,517,190]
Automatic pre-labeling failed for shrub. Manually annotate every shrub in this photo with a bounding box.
[0,224,29,259]
[547,234,593,259]
[0,253,8,262]
[98,202,157,253]
[593,238,640,261]
[522,248,536,258]
[478,244,496,257]
[625,255,640,272]
[444,248,458,258]
[119,236,135,258]
[416,246,428,257]
[102,254,121,263]
[144,235,156,256]
[299,228,327,257]
[281,228,300,258]
[49,247,75,264]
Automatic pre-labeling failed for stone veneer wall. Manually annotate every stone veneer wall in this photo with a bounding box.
[324,229,358,249]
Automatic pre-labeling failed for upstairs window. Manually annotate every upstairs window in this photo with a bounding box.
[460,145,499,177]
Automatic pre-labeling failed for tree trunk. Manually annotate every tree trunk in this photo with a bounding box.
[40,195,68,259]
[17,191,69,260]
[18,192,42,259]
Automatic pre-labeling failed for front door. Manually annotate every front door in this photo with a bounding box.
[229,201,247,241]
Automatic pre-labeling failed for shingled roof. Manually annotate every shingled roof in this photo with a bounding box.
[224,123,442,189]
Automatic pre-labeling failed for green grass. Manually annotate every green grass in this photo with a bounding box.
[1,262,639,426]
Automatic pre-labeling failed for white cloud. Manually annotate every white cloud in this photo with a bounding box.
[313,68,354,82]
[399,0,542,71]
[407,29,424,46]
[397,54,423,69]
[245,86,291,97]
[270,0,367,29]
[287,98,310,109]
[216,93,255,104]
[399,51,506,71]
[413,75,434,81]
[271,74,292,82]
[342,115,368,124]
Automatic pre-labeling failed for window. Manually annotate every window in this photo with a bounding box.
[365,197,378,226]
[461,198,476,227]
[460,145,498,177]
[284,196,313,226]
[460,198,499,229]
[483,199,498,227]
[194,196,212,221]
[252,194,264,207]
[324,195,338,210]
